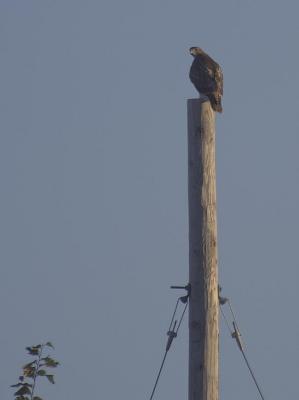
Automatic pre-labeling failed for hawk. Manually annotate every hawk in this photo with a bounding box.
[189,47,223,113]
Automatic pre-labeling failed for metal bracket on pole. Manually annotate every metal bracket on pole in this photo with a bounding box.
[170,283,191,303]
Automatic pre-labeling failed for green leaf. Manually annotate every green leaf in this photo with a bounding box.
[23,361,36,369]
[11,383,32,388]
[14,385,31,396]
[46,374,55,384]
[37,369,46,376]
[23,365,35,377]
[45,342,54,349]
[11,383,22,388]
[41,356,59,367]
[26,347,39,356]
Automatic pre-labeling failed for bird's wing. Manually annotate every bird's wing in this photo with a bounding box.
[202,54,223,95]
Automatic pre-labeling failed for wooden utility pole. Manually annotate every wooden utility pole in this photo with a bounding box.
[187,98,219,400]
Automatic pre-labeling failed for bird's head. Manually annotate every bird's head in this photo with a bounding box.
[189,47,204,57]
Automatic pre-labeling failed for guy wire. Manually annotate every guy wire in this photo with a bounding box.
[220,292,265,400]
[149,296,188,400]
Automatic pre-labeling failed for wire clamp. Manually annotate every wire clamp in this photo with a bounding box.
[166,321,178,352]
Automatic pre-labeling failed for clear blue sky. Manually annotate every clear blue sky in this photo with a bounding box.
[1,1,298,399]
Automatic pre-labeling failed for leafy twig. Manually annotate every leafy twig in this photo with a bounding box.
[11,342,59,400]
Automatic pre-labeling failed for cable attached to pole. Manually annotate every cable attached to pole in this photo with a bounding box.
[148,285,189,400]
[218,286,266,400]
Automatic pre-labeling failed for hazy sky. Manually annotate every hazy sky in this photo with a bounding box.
[1,1,298,399]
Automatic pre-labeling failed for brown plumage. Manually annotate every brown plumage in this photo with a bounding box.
[189,47,223,113]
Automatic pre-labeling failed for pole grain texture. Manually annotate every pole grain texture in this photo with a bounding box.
[187,99,219,400]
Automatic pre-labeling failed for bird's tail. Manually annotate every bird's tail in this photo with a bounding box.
[208,93,223,113]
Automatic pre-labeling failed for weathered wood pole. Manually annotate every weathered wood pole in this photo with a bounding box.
[187,98,219,400]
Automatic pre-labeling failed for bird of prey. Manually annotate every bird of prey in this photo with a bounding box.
[189,47,223,113]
